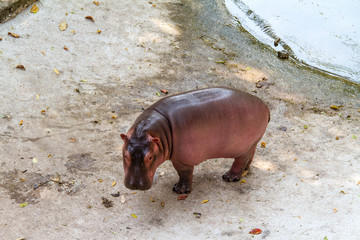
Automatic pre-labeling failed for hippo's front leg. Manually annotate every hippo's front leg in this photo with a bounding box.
[171,161,194,194]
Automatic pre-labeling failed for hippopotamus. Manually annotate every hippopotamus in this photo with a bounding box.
[120,87,270,194]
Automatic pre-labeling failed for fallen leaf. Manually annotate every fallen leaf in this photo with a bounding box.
[150,197,155,202]
[242,170,248,176]
[36,94,39,100]
[110,192,120,197]
[98,179,103,182]
[335,136,339,140]
[19,202,28,208]
[111,116,116,119]
[260,142,266,148]
[63,46,69,51]
[69,138,76,142]
[19,120,23,125]
[333,208,338,213]
[80,79,87,82]
[19,178,26,182]
[111,180,116,186]
[131,214,137,218]
[8,32,20,38]
[120,195,126,203]
[48,154,52,158]
[41,51,45,55]
[304,125,308,129]
[324,237,328,240]
[54,69,60,75]
[215,59,225,64]
[201,200,209,204]
[161,201,165,207]
[59,22,67,31]
[152,4,157,7]
[161,89,169,94]
[177,195,188,200]
[353,135,358,140]
[97,30,101,34]
[85,16,95,22]
[32,158,38,164]
[30,3,39,13]
[16,65,26,70]
[93,1,100,6]
[155,92,161,96]
[101,197,113,208]
[249,228,262,235]
[240,179,246,184]
[0,37,2,41]
[70,30,76,34]
[41,110,46,115]
[330,105,340,110]
[340,190,345,194]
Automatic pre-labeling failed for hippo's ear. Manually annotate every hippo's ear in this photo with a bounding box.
[150,137,159,144]
[120,134,128,142]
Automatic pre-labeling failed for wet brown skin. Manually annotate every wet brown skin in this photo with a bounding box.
[121,87,270,194]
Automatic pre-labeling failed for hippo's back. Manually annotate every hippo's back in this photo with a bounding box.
[148,87,269,162]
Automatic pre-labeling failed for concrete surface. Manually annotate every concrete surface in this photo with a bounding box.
[0,0,359,239]
[0,0,37,23]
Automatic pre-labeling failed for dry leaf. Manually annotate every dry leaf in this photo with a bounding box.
[161,201,165,207]
[8,32,20,38]
[69,138,76,142]
[85,16,95,22]
[16,65,26,70]
[93,1,99,6]
[97,30,101,34]
[41,110,46,115]
[19,202,28,208]
[177,195,188,200]
[120,195,126,203]
[150,197,155,202]
[19,120,23,125]
[98,179,103,182]
[111,180,116,187]
[54,69,60,75]
[59,22,67,31]
[0,37,2,41]
[63,46,69,51]
[201,200,209,204]
[131,214,137,218]
[260,142,266,148]
[333,208,338,213]
[249,228,262,235]
[240,179,246,184]
[30,3,39,13]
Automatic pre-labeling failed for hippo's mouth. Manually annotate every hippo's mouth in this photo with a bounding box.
[124,176,152,190]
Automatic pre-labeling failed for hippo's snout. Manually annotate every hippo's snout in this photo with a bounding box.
[124,176,152,190]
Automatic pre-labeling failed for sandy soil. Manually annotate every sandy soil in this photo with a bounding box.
[0,0,359,239]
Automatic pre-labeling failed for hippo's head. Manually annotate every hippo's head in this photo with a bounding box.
[120,133,162,190]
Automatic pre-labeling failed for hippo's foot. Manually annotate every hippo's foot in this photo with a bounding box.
[173,182,191,194]
[222,171,241,182]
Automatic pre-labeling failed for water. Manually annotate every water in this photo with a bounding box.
[225,0,360,84]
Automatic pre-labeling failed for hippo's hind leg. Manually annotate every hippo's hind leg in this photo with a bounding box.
[172,160,194,194]
[222,145,256,182]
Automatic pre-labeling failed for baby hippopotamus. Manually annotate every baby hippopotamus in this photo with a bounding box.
[120,87,270,193]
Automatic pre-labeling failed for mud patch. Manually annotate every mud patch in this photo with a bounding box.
[66,153,97,173]
[0,170,85,203]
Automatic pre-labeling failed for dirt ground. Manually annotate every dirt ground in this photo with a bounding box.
[1,0,359,239]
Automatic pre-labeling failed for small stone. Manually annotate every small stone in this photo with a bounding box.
[277,50,289,59]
